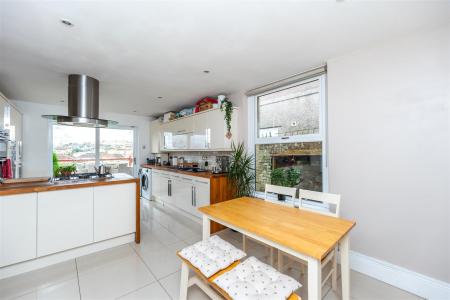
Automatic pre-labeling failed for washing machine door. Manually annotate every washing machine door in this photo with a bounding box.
[141,172,149,192]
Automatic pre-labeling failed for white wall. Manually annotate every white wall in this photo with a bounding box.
[327,26,449,282]
[11,100,151,178]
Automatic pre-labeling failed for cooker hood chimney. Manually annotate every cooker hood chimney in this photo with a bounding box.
[42,74,118,128]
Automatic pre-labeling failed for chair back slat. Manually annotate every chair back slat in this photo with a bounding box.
[298,189,341,217]
[264,184,297,206]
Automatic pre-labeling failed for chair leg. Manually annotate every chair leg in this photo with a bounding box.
[331,248,338,291]
[277,250,284,271]
[179,261,189,300]
[242,235,247,252]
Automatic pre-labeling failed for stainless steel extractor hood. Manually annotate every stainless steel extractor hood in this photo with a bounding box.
[42,74,118,128]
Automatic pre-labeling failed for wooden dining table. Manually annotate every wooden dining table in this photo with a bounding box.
[198,197,356,300]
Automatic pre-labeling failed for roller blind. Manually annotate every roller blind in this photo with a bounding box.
[246,65,326,96]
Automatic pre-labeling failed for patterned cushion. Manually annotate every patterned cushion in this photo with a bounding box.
[213,256,301,300]
[178,235,246,278]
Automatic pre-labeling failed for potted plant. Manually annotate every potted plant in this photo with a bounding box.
[227,142,255,197]
[58,164,77,177]
[52,152,60,177]
[270,167,301,201]
[219,96,233,139]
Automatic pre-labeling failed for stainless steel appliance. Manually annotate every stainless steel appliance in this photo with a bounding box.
[42,74,118,128]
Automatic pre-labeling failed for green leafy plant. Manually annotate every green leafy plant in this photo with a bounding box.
[285,167,301,187]
[58,164,77,177]
[270,168,285,186]
[270,167,301,188]
[52,152,60,177]
[220,98,233,139]
[228,142,255,197]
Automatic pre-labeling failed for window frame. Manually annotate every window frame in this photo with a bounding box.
[49,124,138,176]
[248,74,328,200]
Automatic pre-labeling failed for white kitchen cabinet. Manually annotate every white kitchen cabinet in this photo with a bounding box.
[0,193,37,267]
[172,176,194,212]
[37,188,94,256]
[192,179,210,217]
[150,119,161,153]
[159,107,238,151]
[0,93,8,129]
[93,183,136,242]
[152,170,171,202]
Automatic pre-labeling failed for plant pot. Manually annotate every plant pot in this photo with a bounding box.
[226,131,232,139]
[277,194,286,201]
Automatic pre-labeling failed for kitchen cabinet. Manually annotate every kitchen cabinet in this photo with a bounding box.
[159,107,238,151]
[154,171,210,218]
[152,170,170,202]
[150,119,161,153]
[93,183,136,242]
[0,193,37,267]
[172,176,194,212]
[192,179,210,217]
[37,188,94,256]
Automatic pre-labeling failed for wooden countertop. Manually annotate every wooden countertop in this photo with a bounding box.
[0,173,139,196]
[141,164,227,179]
[199,197,356,260]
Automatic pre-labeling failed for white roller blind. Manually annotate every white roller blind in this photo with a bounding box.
[246,65,326,96]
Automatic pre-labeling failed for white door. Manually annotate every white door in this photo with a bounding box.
[192,179,210,217]
[94,183,136,242]
[152,171,167,201]
[37,188,94,256]
[0,193,37,267]
[172,176,194,213]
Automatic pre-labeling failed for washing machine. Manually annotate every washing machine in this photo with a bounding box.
[140,168,151,200]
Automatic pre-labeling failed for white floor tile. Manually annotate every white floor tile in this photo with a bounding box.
[36,278,80,300]
[77,245,155,299]
[159,271,209,300]
[117,282,170,300]
[137,243,185,280]
[0,260,77,300]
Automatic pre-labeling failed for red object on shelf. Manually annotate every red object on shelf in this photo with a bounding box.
[194,97,218,113]
[2,158,12,179]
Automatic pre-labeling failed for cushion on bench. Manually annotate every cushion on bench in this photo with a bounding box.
[213,256,301,300]
[178,235,246,278]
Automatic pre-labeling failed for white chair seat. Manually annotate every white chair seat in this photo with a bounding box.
[213,256,301,300]
[179,235,246,278]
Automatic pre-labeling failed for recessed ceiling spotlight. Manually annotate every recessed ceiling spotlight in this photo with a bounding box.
[60,100,65,103]
[203,70,210,74]
[157,96,163,99]
[133,110,137,113]
[60,19,74,27]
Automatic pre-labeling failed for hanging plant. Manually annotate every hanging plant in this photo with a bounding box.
[220,97,233,139]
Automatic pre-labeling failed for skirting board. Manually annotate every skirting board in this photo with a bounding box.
[0,234,135,280]
[350,250,450,300]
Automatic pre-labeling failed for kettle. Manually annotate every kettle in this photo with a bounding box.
[94,164,108,176]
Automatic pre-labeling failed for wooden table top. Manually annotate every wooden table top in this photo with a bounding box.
[199,197,356,260]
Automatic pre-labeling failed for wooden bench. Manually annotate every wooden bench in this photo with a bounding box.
[177,253,301,300]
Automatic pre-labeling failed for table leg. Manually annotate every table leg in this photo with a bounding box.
[202,215,210,240]
[307,257,321,300]
[340,234,350,300]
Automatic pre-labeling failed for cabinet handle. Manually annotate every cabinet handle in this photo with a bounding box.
[191,186,194,206]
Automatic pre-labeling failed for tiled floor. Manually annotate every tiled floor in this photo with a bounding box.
[0,199,423,300]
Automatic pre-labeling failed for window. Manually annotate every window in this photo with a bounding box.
[99,128,134,175]
[52,125,135,176]
[249,75,327,196]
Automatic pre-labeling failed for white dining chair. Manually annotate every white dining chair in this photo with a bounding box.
[242,184,297,266]
[277,189,341,292]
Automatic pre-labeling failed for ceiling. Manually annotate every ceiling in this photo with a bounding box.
[0,0,448,116]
